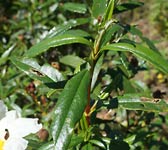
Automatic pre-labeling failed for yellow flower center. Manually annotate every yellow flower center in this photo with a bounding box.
[0,139,5,150]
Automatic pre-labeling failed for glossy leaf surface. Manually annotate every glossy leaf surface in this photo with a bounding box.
[37,142,54,150]
[63,2,87,14]
[10,57,64,83]
[103,0,114,21]
[66,29,91,37]
[69,134,84,148]
[100,43,168,74]
[46,18,89,38]
[25,34,92,57]
[51,70,90,150]
[100,24,122,47]
[91,53,104,90]
[92,0,107,18]
[60,55,85,68]
[117,94,168,112]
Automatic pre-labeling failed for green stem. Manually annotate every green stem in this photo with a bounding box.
[92,19,117,60]
[85,19,117,126]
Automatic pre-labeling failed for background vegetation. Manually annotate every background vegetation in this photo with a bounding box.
[0,0,168,150]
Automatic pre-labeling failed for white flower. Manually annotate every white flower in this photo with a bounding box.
[0,101,42,150]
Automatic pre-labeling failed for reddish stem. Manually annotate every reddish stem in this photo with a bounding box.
[85,83,91,125]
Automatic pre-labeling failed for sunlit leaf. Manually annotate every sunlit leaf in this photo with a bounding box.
[89,139,106,149]
[25,34,93,57]
[81,143,93,150]
[10,57,64,83]
[0,44,16,65]
[91,53,104,90]
[37,142,54,150]
[51,70,90,150]
[62,2,87,14]
[103,0,115,21]
[69,134,84,148]
[92,0,107,18]
[100,43,168,74]
[116,94,168,112]
[60,55,86,68]
[100,24,122,47]
[27,140,44,149]
[66,29,91,37]
[129,26,158,51]
[47,18,89,38]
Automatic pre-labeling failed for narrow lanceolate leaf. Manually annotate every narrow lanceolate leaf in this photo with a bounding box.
[62,2,87,14]
[69,134,84,148]
[66,29,91,37]
[10,57,64,83]
[103,0,114,21]
[114,2,144,14]
[47,18,89,38]
[51,70,90,150]
[100,43,168,74]
[25,34,92,57]
[60,55,85,68]
[0,44,16,65]
[92,0,107,18]
[91,53,104,90]
[117,94,168,112]
[37,142,54,150]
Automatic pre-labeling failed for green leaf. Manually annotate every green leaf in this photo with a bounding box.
[81,143,93,150]
[103,0,115,21]
[47,18,89,38]
[91,53,104,90]
[92,0,107,18]
[124,135,136,145]
[100,43,168,74]
[129,26,158,51]
[37,142,54,150]
[117,94,168,112]
[100,24,122,47]
[89,139,106,149]
[122,76,137,93]
[27,140,44,149]
[10,57,64,83]
[25,34,93,57]
[69,134,84,148]
[60,55,85,68]
[114,2,144,14]
[51,70,90,150]
[66,30,91,37]
[0,44,16,65]
[62,2,87,14]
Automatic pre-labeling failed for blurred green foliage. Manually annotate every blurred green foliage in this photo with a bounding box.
[154,0,168,39]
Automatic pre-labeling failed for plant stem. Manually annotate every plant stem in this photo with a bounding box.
[85,19,116,126]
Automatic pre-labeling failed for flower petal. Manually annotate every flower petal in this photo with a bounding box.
[0,100,7,120]
[0,110,19,129]
[4,137,28,150]
[8,118,42,137]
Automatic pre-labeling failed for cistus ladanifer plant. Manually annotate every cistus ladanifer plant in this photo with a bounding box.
[3,0,168,149]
